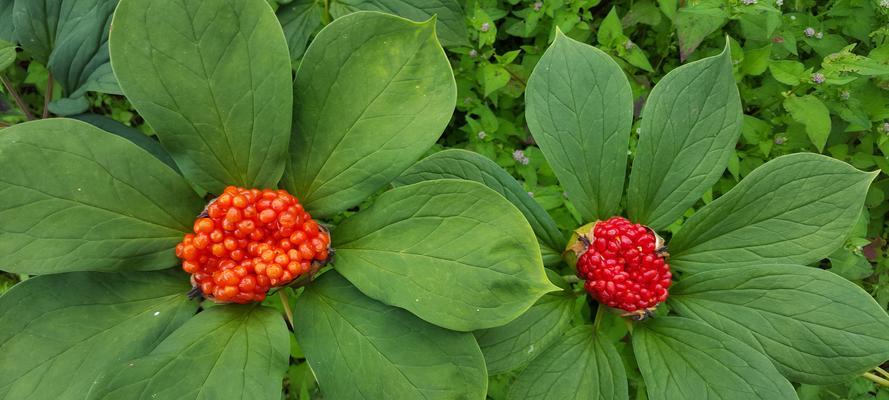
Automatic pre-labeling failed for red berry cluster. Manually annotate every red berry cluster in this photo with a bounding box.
[576,217,671,313]
[175,186,331,303]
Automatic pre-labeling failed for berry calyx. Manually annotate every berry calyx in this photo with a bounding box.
[574,217,672,315]
[175,186,331,303]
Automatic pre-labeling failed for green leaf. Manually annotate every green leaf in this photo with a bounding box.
[769,60,806,86]
[482,63,511,97]
[394,149,565,259]
[277,0,322,60]
[0,0,12,41]
[597,8,624,48]
[110,0,293,194]
[633,317,797,400]
[829,248,873,280]
[88,305,289,400]
[670,265,889,384]
[674,0,729,61]
[526,31,633,222]
[0,270,198,400]
[293,271,487,399]
[475,293,574,375]
[329,0,469,47]
[670,153,877,273]
[507,326,628,400]
[283,12,456,218]
[0,119,203,274]
[627,43,742,230]
[740,44,771,76]
[13,0,121,97]
[0,40,14,71]
[784,95,831,152]
[333,179,558,331]
[73,113,179,173]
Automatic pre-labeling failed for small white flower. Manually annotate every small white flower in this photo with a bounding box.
[881,0,889,8]
[804,27,816,37]
[512,149,530,165]
[790,15,796,20]
[774,136,786,145]
[469,49,478,57]
[776,0,783,6]
[840,90,850,100]
[815,31,823,39]
[882,121,889,133]
[527,192,534,197]
[741,0,757,5]
[811,72,825,84]
[480,22,491,32]
[533,1,543,11]
[477,131,486,140]
[624,40,635,50]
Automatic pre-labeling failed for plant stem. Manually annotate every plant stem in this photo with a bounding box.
[42,73,53,119]
[0,121,9,128]
[561,275,580,283]
[875,367,889,380]
[279,290,294,330]
[0,75,36,120]
[592,303,606,332]
[863,372,889,387]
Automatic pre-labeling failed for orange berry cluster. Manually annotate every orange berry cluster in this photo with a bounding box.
[175,186,330,303]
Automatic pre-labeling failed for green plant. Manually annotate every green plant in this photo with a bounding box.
[398,33,889,399]
[0,2,557,398]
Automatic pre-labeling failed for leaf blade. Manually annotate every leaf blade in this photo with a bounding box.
[333,179,558,331]
[293,271,487,399]
[110,0,293,193]
[670,153,877,273]
[627,42,742,230]
[670,264,889,384]
[525,31,633,222]
[0,270,198,400]
[283,11,456,218]
[0,119,203,274]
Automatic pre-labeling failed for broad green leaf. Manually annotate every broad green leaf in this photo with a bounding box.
[277,0,322,60]
[633,317,797,400]
[88,305,289,400]
[394,149,565,258]
[0,0,12,41]
[0,270,198,400]
[110,0,293,194]
[526,31,633,222]
[73,113,179,172]
[670,265,889,384]
[670,153,876,273]
[627,43,742,230]
[828,248,873,280]
[597,8,624,47]
[475,293,575,375]
[740,44,771,76]
[769,60,807,85]
[674,0,729,61]
[13,0,121,101]
[284,12,456,218]
[482,63,511,97]
[0,40,14,71]
[333,179,558,331]
[0,119,203,274]
[293,271,487,399]
[784,95,831,152]
[507,326,628,400]
[329,0,469,47]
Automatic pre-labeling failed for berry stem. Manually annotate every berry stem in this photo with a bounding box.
[592,303,606,332]
[875,367,889,380]
[561,275,580,284]
[863,372,889,387]
[279,289,295,330]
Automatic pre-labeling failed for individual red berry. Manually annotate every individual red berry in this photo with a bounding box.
[575,217,672,315]
[175,186,332,304]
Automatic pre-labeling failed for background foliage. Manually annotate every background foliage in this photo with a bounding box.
[2,0,889,398]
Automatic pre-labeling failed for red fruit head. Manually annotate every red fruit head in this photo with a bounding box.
[176,186,332,304]
[574,217,672,315]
